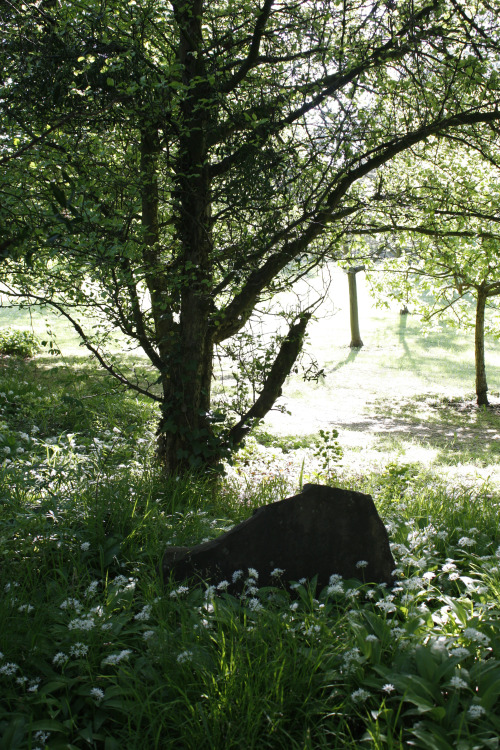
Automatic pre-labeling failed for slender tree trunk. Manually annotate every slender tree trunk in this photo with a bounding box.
[347,266,364,348]
[475,285,489,407]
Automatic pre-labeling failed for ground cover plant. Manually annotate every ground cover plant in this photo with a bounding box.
[0,303,499,749]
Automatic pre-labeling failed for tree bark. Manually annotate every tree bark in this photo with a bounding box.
[348,266,364,348]
[156,0,218,474]
[475,285,489,407]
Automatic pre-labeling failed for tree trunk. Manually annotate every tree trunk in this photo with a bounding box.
[348,266,364,348]
[155,0,220,474]
[475,285,489,407]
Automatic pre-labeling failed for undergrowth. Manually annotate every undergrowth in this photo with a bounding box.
[0,353,499,749]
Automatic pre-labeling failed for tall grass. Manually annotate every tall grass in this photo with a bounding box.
[0,345,499,749]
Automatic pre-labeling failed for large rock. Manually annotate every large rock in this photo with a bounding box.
[161,484,395,591]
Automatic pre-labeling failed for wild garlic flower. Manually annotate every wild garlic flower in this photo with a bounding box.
[0,662,19,676]
[356,560,369,569]
[102,649,132,666]
[134,605,152,621]
[458,537,475,547]
[169,585,189,598]
[85,580,99,596]
[382,683,395,693]
[68,616,95,631]
[247,597,263,612]
[176,650,193,664]
[90,687,105,703]
[463,628,490,645]
[70,643,89,657]
[270,568,284,578]
[351,688,371,702]
[467,704,486,719]
[449,676,468,689]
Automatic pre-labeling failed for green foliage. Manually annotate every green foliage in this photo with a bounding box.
[0,329,40,358]
[0,351,500,747]
[312,428,343,480]
[2,0,500,470]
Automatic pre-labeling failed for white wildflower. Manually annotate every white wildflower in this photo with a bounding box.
[270,568,284,578]
[449,676,468,689]
[365,634,378,642]
[290,602,299,611]
[102,649,132,666]
[458,537,475,547]
[33,730,50,745]
[0,662,18,676]
[247,567,259,579]
[463,627,490,645]
[356,560,368,569]
[52,652,67,666]
[28,678,41,692]
[422,571,436,580]
[451,647,471,658]
[216,580,229,591]
[143,630,155,640]
[85,580,99,596]
[69,643,89,657]
[176,650,193,664]
[247,597,263,612]
[18,604,34,613]
[467,704,486,719]
[382,683,395,693]
[90,687,105,703]
[170,585,189,598]
[60,598,82,612]
[232,570,243,583]
[327,583,343,595]
[134,605,152,621]
[329,574,343,585]
[80,542,90,551]
[68,616,95,631]
[351,688,371,702]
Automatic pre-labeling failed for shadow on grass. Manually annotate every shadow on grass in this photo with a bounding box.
[332,393,500,466]
[331,347,362,371]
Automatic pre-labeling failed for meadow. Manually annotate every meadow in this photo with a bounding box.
[0,277,499,750]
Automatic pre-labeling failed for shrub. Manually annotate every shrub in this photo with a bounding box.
[0,329,41,359]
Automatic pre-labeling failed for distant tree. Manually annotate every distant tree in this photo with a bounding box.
[2,1,500,472]
[355,142,500,406]
[347,266,365,348]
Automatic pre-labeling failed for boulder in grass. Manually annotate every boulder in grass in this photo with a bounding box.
[161,484,395,591]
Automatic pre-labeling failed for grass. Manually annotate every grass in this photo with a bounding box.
[0,285,500,749]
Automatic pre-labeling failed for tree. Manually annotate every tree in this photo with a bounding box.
[2,0,500,472]
[347,266,365,348]
[354,141,500,406]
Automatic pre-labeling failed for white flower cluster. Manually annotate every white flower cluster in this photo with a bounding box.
[102,649,132,666]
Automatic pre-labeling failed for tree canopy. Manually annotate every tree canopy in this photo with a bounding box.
[2,0,500,472]
[351,140,500,405]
